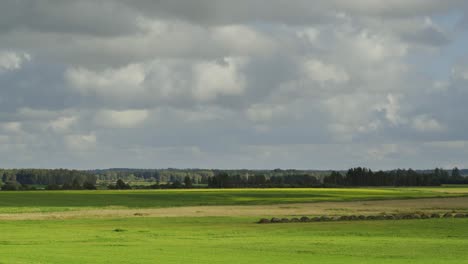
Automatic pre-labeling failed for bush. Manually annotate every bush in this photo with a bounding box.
[83,182,97,190]
[71,179,82,190]
[46,184,61,190]
[171,180,183,189]
[149,183,160,189]
[62,182,73,190]
[115,179,131,190]
[1,181,21,191]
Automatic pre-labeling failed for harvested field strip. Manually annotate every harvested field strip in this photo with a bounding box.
[3,196,468,220]
[0,187,467,214]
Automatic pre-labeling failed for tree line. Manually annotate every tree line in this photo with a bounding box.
[208,167,468,188]
[0,167,466,191]
[323,167,467,187]
[207,172,320,188]
[0,169,97,191]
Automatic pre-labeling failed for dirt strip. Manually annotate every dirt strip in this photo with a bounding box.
[2,196,468,220]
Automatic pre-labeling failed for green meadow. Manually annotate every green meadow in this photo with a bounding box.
[0,187,465,214]
[1,217,468,264]
[2,187,468,263]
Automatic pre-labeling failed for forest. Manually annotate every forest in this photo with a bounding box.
[0,167,467,191]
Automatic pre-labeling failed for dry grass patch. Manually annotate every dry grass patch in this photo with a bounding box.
[2,196,468,220]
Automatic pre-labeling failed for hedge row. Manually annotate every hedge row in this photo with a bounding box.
[258,212,468,224]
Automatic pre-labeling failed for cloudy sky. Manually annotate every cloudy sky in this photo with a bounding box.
[1,0,468,170]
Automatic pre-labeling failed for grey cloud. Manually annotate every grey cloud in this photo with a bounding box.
[0,61,76,115]
[1,1,468,169]
[129,0,467,25]
[0,0,140,36]
[400,25,450,46]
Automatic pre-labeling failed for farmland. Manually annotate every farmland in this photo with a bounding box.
[2,187,468,263]
[0,187,466,214]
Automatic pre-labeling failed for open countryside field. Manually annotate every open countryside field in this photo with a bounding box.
[2,217,468,264]
[2,187,468,263]
[0,187,467,214]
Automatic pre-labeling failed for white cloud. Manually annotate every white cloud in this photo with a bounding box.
[48,116,77,133]
[430,81,450,93]
[66,64,146,97]
[0,122,22,133]
[65,133,97,152]
[192,57,247,101]
[346,31,407,63]
[246,104,286,122]
[297,27,320,43]
[424,140,468,149]
[367,144,399,161]
[95,109,150,128]
[0,51,31,72]
[452,65,468,81]
[378,94,405,126]
[212,25,276,56]
[302,59,350,84]
[0,135,9,144]
[0,1,467,168]
[412,115,445,132]
[323,93,385,140]
[170,107,229,123]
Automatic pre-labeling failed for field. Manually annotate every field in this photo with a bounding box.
[2,187,468,263]
[0,187,465,214]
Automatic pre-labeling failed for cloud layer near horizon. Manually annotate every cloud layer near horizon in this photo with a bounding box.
[1,0,468,169]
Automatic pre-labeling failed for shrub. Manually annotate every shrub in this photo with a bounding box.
[443,212,453,218]
[46,184,61,190]
[1,181,21,191]
[115,179,131,190]
[83,181,97,190]
[62,182,73,190]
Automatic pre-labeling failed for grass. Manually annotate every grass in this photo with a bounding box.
[1,217,468,263]
[3,187,468,263]
[0,187,466,214]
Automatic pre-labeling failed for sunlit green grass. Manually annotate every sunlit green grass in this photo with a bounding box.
[0,187,466,214]
[2,187,468,263]
[1,217,468,264]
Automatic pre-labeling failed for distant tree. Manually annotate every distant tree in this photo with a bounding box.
[115,179,131,190]
[1,181,20,191]
[210,172,231,188]
[452,167,462,179]
[1,173,8,183]
[149,181,160,189]
[71,178,82,190]
[83,181,97,190]
[62,182,72,190]
[46,184,61,190]
[324,171,345,186]
[171,180,183,189]
[184,176,193,188]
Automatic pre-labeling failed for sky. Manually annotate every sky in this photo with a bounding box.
[1,0,468,170]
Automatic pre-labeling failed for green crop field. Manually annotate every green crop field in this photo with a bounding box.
[1,217,468,264]
[0,187,466,214]
[2,187,468,263]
